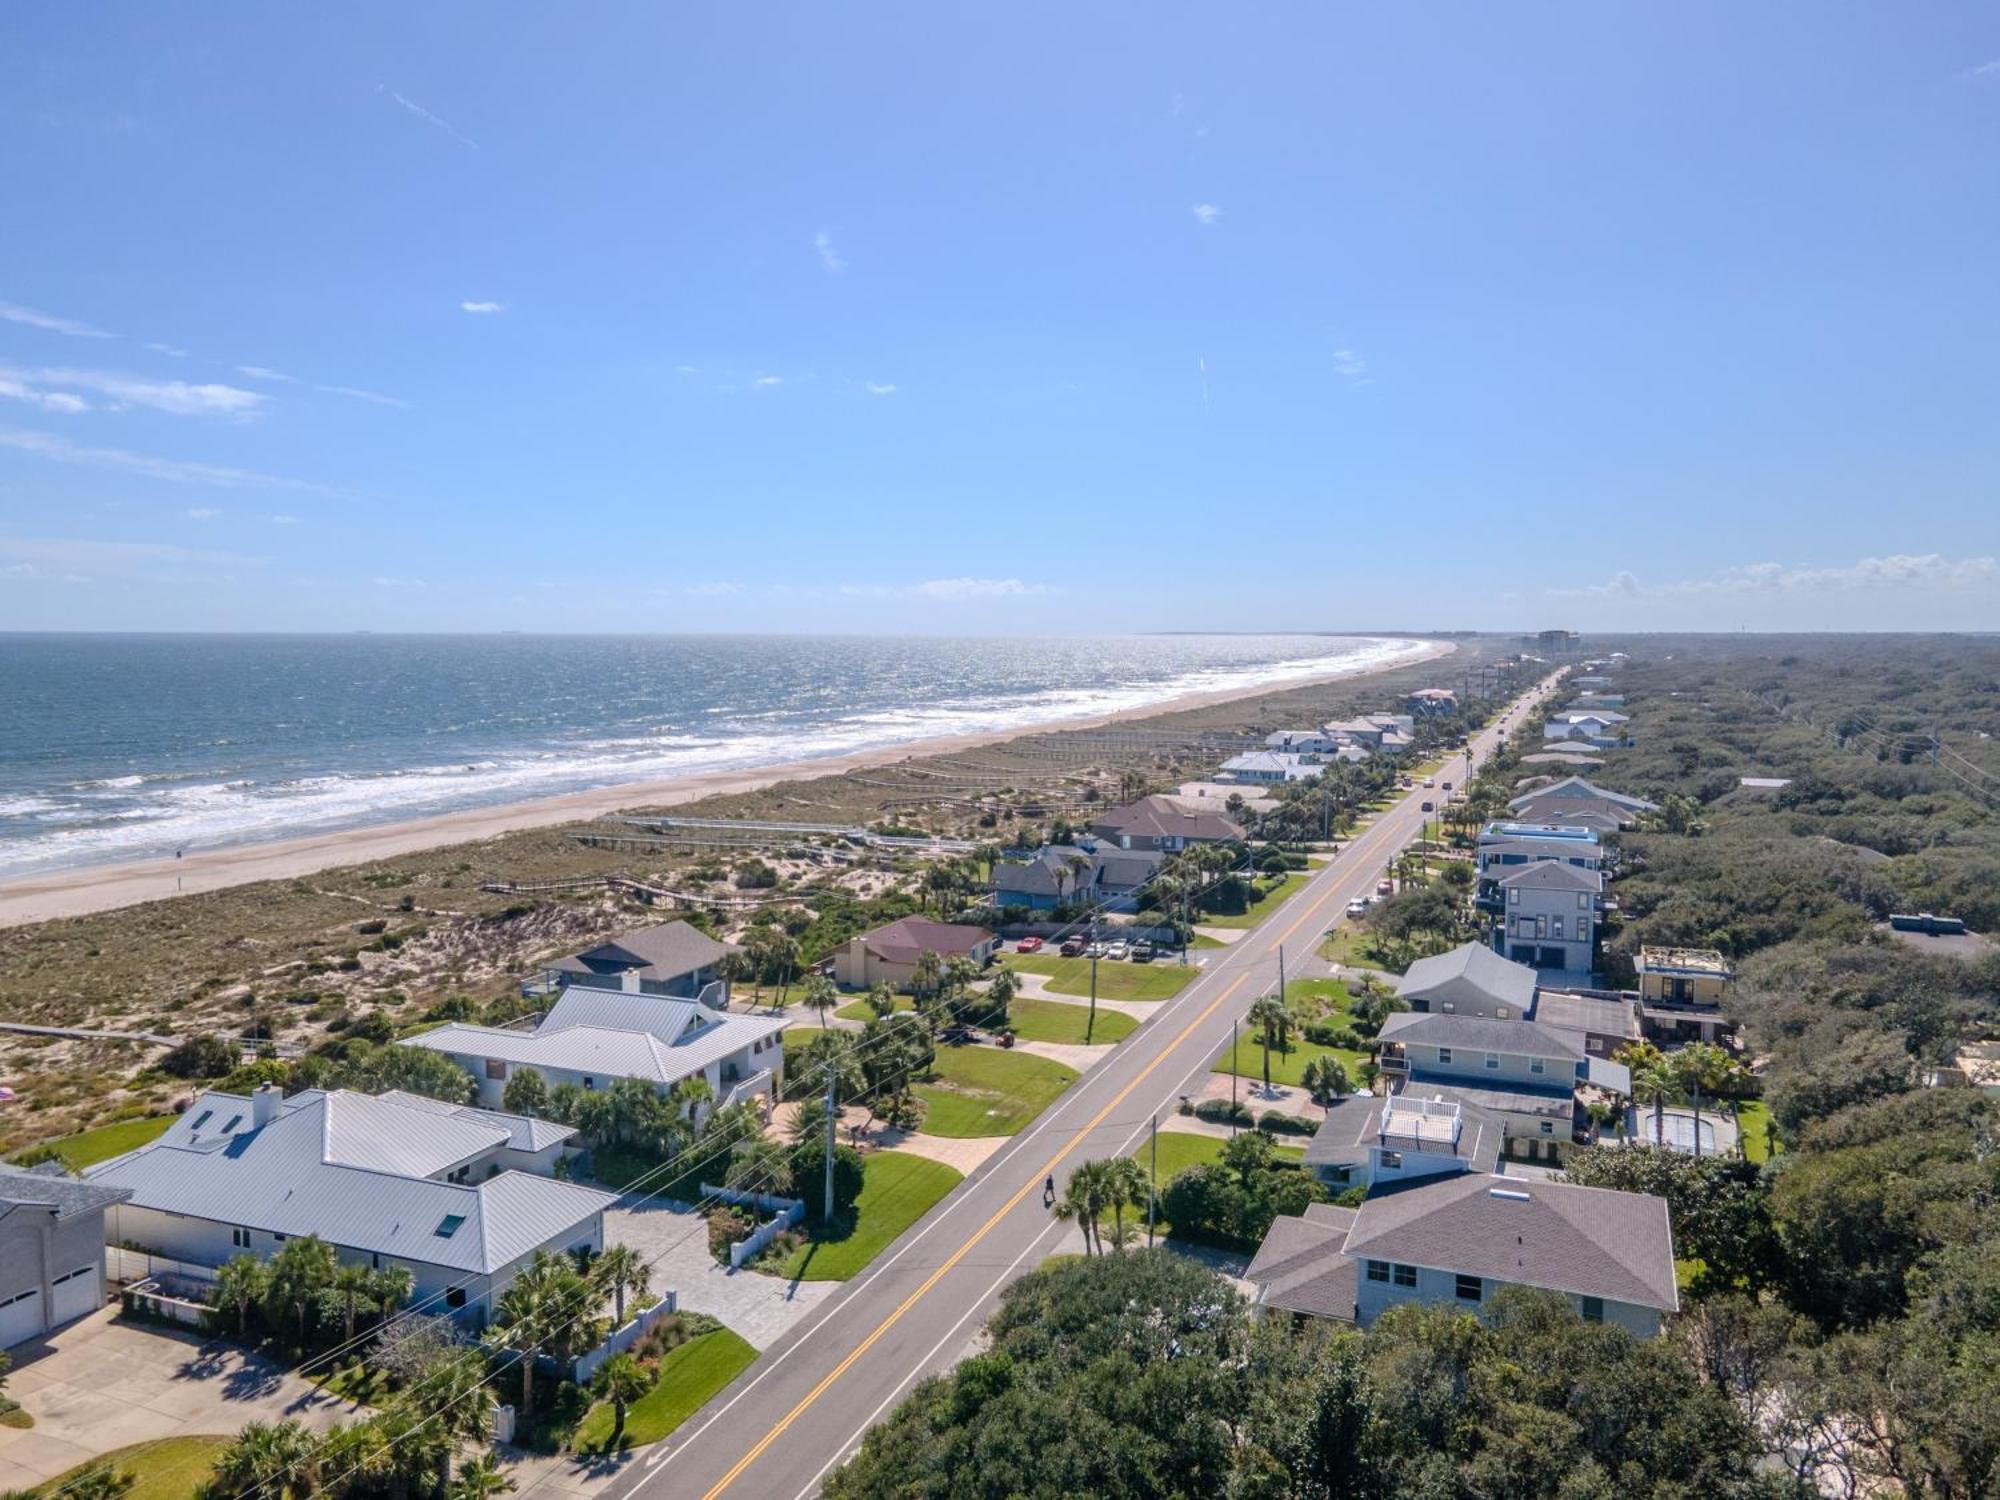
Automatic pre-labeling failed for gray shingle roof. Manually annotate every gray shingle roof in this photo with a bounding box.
[1244,1202,1360,1321]
[1342,1173,1678,1311]
[858,916,993,964]
[1088,796,1243,844]
[0,1162,131,1218]
[1530,991,1640,1043]
[1505,777,1657,815]
[1395,942,1539,1015]
[1382,1009,1586,1061]
[550,921,735,983]
[1301,1093,1388,1170]
[1395,1078,1577,1119]
[1497,859,1603,894]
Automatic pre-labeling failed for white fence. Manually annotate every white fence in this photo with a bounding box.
[108,1247,217,1287]
[702,1183,806,1270]
[122,1278,210,1329]
[571,1292,680,1384]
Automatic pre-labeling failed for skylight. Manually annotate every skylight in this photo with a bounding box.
[435,1214,467,1239]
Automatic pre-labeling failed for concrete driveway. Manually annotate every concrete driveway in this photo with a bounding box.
[604,1198,836,1351]
[0,1308,343,1490]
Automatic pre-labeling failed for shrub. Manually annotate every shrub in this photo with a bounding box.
[1192,1098,1254,1127]
[1302,1021,1362,1050]
[1257,1110,1317,1137]
[706,1207,752,1264]
[159,1033,237,1080]
[790,1139,867,1223]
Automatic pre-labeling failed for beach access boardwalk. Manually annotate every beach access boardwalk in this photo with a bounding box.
[575,675,1561,1500]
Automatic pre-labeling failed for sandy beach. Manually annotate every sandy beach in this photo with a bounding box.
[0,639,1454,927]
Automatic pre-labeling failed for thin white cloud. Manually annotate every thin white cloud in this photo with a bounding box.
[235,365,296,384]
[146,342,189,358]
[814,230,846,274]
[1191,203,1221,227]
[752,374,785,388]
[373,575,426,588]
[460,300,504,315]
[185,507,222,521]
[682,581,742,597]
[0,427,347,497]
[864,382,897,397]
[1332,348,1369,383]
[1971,57,2000,77]
[0,377,90,415]
[267,514,300,525]
[834,577,1053,601]
[315,383,409,409]
[0,300,114,340]
[5,366,266,418]
[1553,553,2000,600]
[379,86,478,149]
[0,535,263,581]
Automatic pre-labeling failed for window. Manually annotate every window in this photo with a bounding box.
[191,1110,214,1132]
[445,1287,467,1310]
[1577,920,1589,942]
[1539,1120,1555,1135]
[1580,1296,1604,1323]
[1484,1053,1500,1070]
[273,1233,286,1243]
[1508,888,1519,905]
[484,1058,507,1080]
[1455,1274,1483,1302]
[1379,1151,1402,1170]
[1496,1006,1510,1020]
[1577,891,1591,910]
[1393,1263,1418,1288]
[221,1115,242,1133]
[1551,917,1564,940]
[435,1214,467,1239]
[231,1227,251,1248]
[1437,1047,1452,1065]
[1440,1001,1455,1014]
[1366,1260,1390,1283]
[1529,1056,1545,1075]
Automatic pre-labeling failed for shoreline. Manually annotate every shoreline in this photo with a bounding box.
[0,639,1455,927]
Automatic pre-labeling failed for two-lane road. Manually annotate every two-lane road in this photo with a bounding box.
[615,673,1560,1500]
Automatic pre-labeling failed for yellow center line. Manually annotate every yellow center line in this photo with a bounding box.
[701,967,1251,1499]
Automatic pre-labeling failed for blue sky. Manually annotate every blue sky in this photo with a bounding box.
[1,3,1996,633]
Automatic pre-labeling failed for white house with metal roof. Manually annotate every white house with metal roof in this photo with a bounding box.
[87,1086,613,1326]
[401,983,788,1113]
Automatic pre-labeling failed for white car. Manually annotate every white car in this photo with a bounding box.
[1345,898,1369,918]
[1104,940,1131,961]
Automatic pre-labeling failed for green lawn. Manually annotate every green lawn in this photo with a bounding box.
[1212,1032,1367,1089]
[916,1044,1077,1136]
[765,1150,964,1280]
[1200,872,1311,930]
[1189,932,1227,949]
[1003,954,1197,1001]
[834,994,913,1021]
[1284,977,1357,1017]
[16,1114,173,1170]
[29,1436,231,1500]
[1003,998,1136,1046]
[1735,1100,1779,1164]
[573,1328,758,1452]
[1131,1128,1304,1187]
[783,1026,829,1050]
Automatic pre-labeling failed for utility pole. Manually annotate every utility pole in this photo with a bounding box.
[1147,1115,1158,1249]
[1087,950,1098,1045]
[1229,1016,1239,1133]
[823,1069,837,1222]
[1278,944,1286,1008]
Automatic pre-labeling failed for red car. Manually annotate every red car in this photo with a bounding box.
[1016,935,1044,953]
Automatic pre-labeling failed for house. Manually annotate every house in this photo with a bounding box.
[541,921,736,1001]
[1093,846,1165,909]
[1395,941,1539,1020]
[1635,946,1735,1045]
[1173,782,1278,816]
[1266,729,1339,753]
[832,916,996,990]
[1569,691,1626,709]
[401,984,789,1112]
[1375,1010,1606,1162]
[1249,1175,1678,1336]
[0,1164,131,1350]
[1531,989,1643,1059]
[1087,795,1244,853]
[87,1086,616,1327]
[1322,717,1386,747]
[990,846,1103,911]
[1506,776,1657,830]
[1216,751,1324,785]
[1543,710,1630,747]
[1475,823,1603,910]
[1494,860,1603,979]
[1407,688,1459,718]
[1301,1090,1503,1194]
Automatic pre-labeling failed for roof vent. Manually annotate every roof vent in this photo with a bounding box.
[1489,1187,1532,1201]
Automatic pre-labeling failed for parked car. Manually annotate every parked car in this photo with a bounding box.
[1105,940,1131,961]
[1421,800,1434,812]
[1422,776,1436,788]
[1016,935,1044,953]
[1376,879,1394,896]
[1131,941,1156,962]
[1345,897,1369,917]
[1059,935,1087,957]
[1085,940,1108,958]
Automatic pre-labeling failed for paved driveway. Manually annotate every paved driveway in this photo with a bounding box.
[604,1199,837,1351]
[0,1308,344,1490]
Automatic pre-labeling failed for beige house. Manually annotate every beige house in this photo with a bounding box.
[833,916,996,990]
[1636,946,1732,1005]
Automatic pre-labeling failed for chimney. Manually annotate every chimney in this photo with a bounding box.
[622,969,642,993]
[252,1082,283,1128]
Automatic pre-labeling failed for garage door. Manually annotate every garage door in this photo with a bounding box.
[51,1264,98,1326]
[0,1286,44,1349]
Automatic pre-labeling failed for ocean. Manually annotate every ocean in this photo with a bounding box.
[0,633,1430,879]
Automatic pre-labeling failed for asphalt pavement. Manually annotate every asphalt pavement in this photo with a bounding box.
[614,672,1560,1500]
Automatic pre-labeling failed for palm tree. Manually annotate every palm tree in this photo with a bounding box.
[206,1418,315,1500]
[1245,993,1293,1093]
[865,982,897,1019]
[1616,1040,1672,1147]
[65,1468,135,1500]
[447,1453,516,1500]
[332,1263,373,1346]
[211,1253,267,1341]
[1301,1055,1350,1109]
[591,1244,652,1327]
[590,1352,652,1446]
[369,1265,415,1327]
[1675,1042,1736,1159]
[1054,1162,1107,1255]
[801,972,839,1027]
[400,1350,496,1490]
[262,1235,336,1351]
[1098,1157,1149,1253]
[483,1251,568,1422]
[981,968,1019,1030]
[911,950,944,1007]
